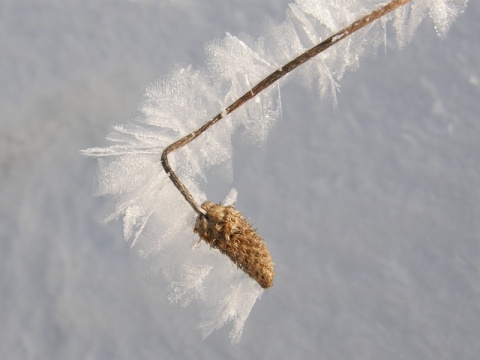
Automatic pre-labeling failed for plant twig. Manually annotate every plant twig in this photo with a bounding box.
[161,0,412,215]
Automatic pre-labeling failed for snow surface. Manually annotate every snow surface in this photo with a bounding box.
[1,0,479,358]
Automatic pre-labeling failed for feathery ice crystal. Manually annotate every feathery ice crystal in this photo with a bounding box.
[83,0,467,343]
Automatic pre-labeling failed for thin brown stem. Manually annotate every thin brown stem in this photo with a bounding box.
[161,0,412,215]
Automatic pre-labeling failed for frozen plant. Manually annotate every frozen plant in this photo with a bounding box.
[83,0,467,343]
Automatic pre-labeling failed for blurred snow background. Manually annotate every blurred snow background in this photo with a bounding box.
[1,0,479,359]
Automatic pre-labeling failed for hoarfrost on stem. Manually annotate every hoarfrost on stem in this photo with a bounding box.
[83,0,467,343]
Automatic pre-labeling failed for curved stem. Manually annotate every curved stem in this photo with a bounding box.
[161,0,411,214]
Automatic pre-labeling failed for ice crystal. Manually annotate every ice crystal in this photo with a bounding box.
[83,0,467,342]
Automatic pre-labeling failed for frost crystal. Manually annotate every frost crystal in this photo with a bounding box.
[83,0,467,343]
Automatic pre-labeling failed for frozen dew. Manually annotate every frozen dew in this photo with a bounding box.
[83,0,467,343]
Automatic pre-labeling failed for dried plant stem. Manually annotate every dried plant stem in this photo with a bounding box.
[161,0,411,214]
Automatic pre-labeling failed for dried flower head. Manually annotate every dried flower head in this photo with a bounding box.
[194,201,274,289]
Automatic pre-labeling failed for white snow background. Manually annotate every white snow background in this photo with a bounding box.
[1,0,479,359]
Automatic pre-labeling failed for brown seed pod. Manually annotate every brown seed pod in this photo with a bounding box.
[194,201,274,289]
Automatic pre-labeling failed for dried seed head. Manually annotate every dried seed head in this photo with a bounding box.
[194,201,274,288]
